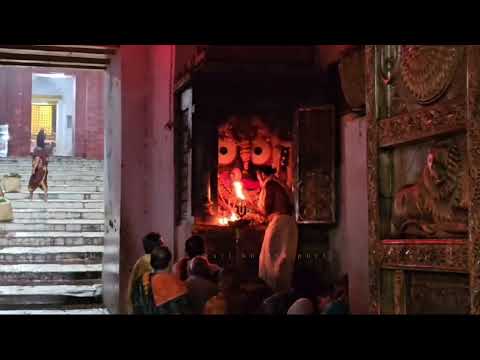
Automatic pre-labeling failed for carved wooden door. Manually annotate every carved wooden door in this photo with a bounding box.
[366,45,480,314]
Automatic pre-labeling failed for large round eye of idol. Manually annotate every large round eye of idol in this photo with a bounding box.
[218,138,237,166]
[251,138,272,165]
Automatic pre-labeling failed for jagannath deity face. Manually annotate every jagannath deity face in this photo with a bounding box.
[217,115,279,224]
[218,115,274,172]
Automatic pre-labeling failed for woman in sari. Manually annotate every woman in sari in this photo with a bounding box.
[28,147,49,202]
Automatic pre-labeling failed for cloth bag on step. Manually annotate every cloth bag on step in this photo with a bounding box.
[0,199,13,222]
[2,175,21,193]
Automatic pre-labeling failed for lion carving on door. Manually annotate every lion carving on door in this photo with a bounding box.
[392,139,469,238]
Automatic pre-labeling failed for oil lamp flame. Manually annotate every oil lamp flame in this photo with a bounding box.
[233,181,246,200]
[218,212,239,226]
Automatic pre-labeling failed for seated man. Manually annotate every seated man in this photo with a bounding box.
[287,274,350,315]
[261,267,322,315]
[186,256,219,314]
[320,275,350,315]
[132,245,192,315]
[173,235,222,281]
[126,232,163,314]
[203,267,248,315]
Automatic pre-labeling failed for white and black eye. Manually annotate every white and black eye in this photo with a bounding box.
[218,138,237,166]
[251,138,272,165]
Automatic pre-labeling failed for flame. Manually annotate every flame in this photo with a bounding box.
[218,212,239,226]
[233,181,246,200]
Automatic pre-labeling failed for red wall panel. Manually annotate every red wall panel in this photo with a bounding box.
[0,66,104,159]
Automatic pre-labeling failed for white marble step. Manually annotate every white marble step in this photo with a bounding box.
[6,192,103,201]
[37,185,104,192]
[0,168,103,173]
[0,168,103,174]
[0,246,104,254]
[0,308,109,315]
[0,162,103,167]
[13,175,103,182]
[0,284,102,297]
[0,246,103,263]
[2,219,104,225]
[11,200,103,209]
[19,180,104,187]
[0,219,104,232]
[0,232,104,247]
[0,264,102,272]
[13,209,104,220]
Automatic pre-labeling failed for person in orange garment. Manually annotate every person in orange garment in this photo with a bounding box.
[131,245,192,315]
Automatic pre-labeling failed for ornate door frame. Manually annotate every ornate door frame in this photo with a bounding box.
[366,45,480,314]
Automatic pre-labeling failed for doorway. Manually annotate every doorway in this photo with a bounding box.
[32,73,76,157]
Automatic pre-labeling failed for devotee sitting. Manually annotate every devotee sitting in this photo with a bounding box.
[261,267,323,315]
[185,256,219,314]
[287,274,350,315]
[287,298,316,315]
[173,235,221,281]
[319,275,350,315]
[131,245,192,315]
[203,267,248,315]
[127,232,164,314]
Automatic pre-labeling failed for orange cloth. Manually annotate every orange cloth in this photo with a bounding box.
[143,272,188,307]
[203,294,227,315]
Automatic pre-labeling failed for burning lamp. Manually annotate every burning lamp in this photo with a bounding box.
[218,180,249,226]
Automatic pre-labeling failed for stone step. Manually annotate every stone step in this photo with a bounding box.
[0,307,108,315]
[0,232,104,247]
[0,246,103,264]
[19,180,104,187]
[0,159,103,165]
[11,174,104,181]
[11,200,103,209]
[0,219,104,232]
[0,284,102,297]
[0,294,102,307]
[0,166,104,172]
[0,271,101,284]
[13,209,104,220]
[41,185,104,192]
[0,263,102,272]
[0,166,103,172]
[6,192,103,201]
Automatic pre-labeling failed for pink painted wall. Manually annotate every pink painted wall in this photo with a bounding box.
[330,112,369,314]
[114,45,175,313]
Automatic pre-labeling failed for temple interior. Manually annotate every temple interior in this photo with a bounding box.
[0,45,478,315]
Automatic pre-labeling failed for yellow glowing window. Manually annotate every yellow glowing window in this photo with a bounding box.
[31,104,54,136]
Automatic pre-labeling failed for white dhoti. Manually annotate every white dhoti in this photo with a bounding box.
[259,214,298,293]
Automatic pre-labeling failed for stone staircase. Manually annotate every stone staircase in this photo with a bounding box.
[0,157,106,315]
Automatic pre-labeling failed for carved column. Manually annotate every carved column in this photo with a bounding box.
[366,45,381,314]
[467,46,480,314]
